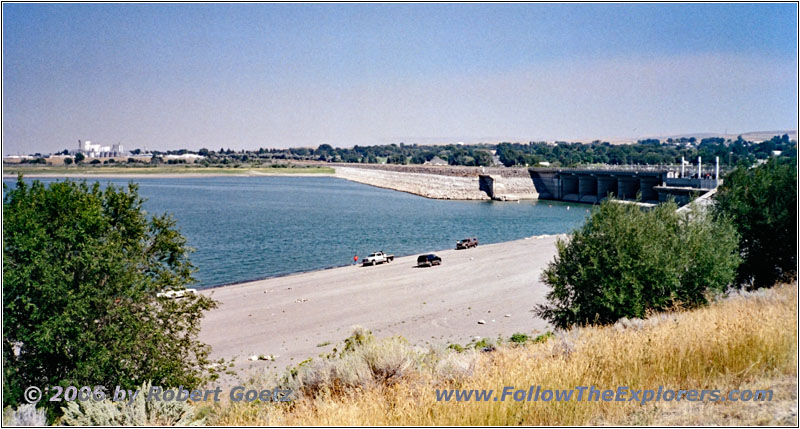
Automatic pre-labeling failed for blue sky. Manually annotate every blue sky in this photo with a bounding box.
[2,3,797,153]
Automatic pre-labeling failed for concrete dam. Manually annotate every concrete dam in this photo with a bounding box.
[333,164,718,206]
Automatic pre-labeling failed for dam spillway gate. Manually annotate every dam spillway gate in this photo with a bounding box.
[480,168,718,206]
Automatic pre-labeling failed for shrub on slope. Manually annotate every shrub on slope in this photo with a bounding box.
[536,200,740,329]
[714,157,797,288]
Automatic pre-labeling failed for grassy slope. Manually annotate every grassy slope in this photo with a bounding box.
[207,283,797,426]
[2,165,335,175]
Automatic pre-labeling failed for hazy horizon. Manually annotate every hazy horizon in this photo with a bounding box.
[3,3,797,154]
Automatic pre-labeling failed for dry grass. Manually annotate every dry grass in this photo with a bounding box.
[206,283,797,426]
[641,374,797,426]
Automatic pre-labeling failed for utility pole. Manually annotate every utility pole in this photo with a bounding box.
[681,156,685,178]
[698,156,702,178]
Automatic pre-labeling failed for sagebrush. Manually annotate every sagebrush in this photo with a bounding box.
[59,382,204,426]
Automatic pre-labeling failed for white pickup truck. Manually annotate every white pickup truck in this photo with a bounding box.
[362,251,395,266]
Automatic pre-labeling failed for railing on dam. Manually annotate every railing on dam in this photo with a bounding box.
[538,165,677,173]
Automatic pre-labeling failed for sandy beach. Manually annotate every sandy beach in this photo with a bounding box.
[199,235,563,376]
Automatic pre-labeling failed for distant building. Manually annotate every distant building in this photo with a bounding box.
[164,154,205,162]
[2,155,34,164]
[75,140,125,158]
[425,156,448,166]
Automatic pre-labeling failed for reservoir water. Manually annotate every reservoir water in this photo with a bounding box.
[4,176,588,288]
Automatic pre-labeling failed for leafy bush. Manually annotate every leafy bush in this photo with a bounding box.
[714,157,797,288]
[509,333,529,344]
[466,337,495,351]
[3,178,218,411]
[531,331,554,344]
[537,200,740,329]
[59,382,203,426]
[446,343,465,353]
[495,332,557,347]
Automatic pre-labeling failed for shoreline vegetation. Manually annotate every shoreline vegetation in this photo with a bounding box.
[209,282,798,425]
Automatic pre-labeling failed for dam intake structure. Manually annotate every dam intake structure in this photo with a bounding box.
[520,167,719,206]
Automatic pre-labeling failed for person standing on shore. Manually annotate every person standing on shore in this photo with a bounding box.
[353,255,358,265]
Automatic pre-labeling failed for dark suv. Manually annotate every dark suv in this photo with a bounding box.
[456,237,478,249]
[417,254,442,267]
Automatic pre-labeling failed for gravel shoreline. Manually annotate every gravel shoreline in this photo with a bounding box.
[199,234,565,378]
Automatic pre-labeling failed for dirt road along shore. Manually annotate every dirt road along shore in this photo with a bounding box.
[199,235,563,375]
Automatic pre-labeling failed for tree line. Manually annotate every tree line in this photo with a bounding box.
[179,134,798,168]
[26,134,796,169]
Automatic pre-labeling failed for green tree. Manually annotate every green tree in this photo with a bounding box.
[73,153,85,164]
[537,200,740,329]
[386,154,407,164]
[409,153,427,164]
[472,150,494,167]
[714,158,797,288]
[64,157,73,165]
[3,177,218,412]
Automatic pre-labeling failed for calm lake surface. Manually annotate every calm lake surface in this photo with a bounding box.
[4,176,589,288]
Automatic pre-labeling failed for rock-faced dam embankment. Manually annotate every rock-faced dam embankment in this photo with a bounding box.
[334,165,538,200]
[333,164,718,205]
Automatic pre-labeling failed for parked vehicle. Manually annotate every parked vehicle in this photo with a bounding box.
[417,254,442,267]
[456,237,479,249]
[362,251,395,266]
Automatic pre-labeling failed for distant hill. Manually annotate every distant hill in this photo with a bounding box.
[387,130,797,147]
[635,130,797,143]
